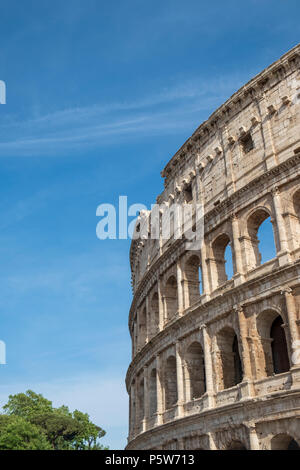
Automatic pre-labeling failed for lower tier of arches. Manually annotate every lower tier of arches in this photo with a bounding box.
[126,388,300,450]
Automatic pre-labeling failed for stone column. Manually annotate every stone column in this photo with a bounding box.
[282,287,300,367]
[157,275,164,331]
[231,213,244,282]
[201,242,210,297]
[142,366,149,432]
[235,305,254,398]
[248,423,260,450]
[134,379,139,436]
[194,163,210,298]
[156,354,164,425]
[177,259,184,315]
[200,324,215,407]
[133,321,137,356]
[175,341,184,417]
[145,296,150,343]
[271,187,290,264]
[236,305,252,378]
[208,432,218,450]
[129,383,135,439]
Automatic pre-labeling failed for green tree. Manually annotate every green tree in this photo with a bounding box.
[72,410,107,450]
[1,390,108,450]
[0,415,51,450]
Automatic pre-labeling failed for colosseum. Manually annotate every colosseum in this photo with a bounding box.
[126,44,300,450]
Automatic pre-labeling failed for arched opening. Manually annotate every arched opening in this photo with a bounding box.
[211,233,233,288]
[185,342,206,400]
[149,368,157,416]
[165,355,178,409]
[247,209,276,269]
[184,255,202,307]
[165,276,178,322]
[224,244,234,280]
[256,311,290,377]
[271,316,290,374]
[150,292,159,337]
[226,440,247,450]
[138,307,147,348]
[216,327,243,390]
[271,434,300,450]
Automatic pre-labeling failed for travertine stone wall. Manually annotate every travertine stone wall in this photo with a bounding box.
[126,44,300,450]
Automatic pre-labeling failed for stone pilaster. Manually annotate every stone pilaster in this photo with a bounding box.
[157,275,164,331]
[281,287,300,368]
[231,213,244,284]
[175,341,184,417]
[156,355,164,425]
[271,187,291,265]
[177,259,184,315]
[248,423,260,450]
[200,324,215,407]
[142,366,149,432]
[235,304,254,397]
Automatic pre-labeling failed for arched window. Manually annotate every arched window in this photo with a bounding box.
[184,255,202,307]
[233,335,243,385]
[293,189,300,220]
[247,209,276,269]
[165,276,178,322]
[256,311,290,377]
[165,356,178,409]
[211,234,234,288]
[185,342,206,400]
[216,327,243,390]
[271,316,290,374]
[149,368,157,416]
[150,292,159,337]
[271,434,300,450]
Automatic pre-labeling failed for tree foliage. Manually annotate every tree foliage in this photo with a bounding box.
[0,390,107,450]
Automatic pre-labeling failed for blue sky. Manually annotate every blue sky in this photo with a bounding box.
[0,0,299,449]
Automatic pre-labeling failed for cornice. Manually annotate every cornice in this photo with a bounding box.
[161,43,300,181]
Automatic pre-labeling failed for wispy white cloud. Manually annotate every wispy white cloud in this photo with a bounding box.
[0,73,247,156]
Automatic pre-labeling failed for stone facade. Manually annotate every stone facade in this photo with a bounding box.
[126,44,300,450]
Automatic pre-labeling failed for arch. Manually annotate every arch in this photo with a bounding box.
[293,188,300,218]
[150,292,159,337]
[271,316,290,374]
[226,440,247,450]
[185,341,206,400]
[246,208,276,268]
[256,310,290,376]
[216,327,243,390]
[184,255,202,307]
[164,276,178,322]
[149,368,157,416]
[165,355,178,409]
[211,233,234,288]
[270,434,300,450]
